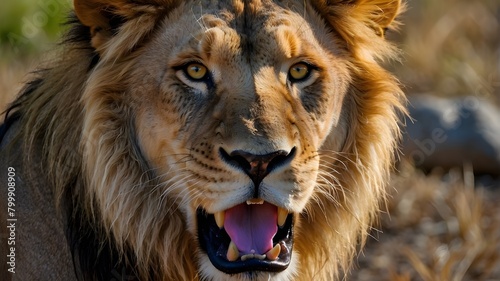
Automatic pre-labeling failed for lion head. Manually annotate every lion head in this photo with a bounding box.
[4,0,404,280]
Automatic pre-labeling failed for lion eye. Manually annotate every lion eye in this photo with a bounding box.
[288,63,311,82]
[185,63,208,80]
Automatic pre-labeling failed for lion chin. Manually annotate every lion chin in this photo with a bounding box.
[0,0,405,280]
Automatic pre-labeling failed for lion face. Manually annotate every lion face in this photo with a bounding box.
[131,3,350,277]
[74,0,403,280]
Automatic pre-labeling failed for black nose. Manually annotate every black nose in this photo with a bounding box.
[220,147,296,188]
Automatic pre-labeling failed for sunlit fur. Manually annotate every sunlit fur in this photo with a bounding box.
[5,0,405,280]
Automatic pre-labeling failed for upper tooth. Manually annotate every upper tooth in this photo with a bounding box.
[227,241,240,262]
[246,198,264,205]
[214,211,225,229]
[278,207,288,227]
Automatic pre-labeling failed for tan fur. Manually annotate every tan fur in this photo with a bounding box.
[1,0,405,280]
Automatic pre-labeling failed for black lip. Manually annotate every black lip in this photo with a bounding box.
[197,208,294,274]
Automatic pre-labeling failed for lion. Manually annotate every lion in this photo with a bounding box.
[0,0,404,280]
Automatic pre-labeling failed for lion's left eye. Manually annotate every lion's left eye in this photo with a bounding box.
[184,63,208,80]
[288,63,312,82]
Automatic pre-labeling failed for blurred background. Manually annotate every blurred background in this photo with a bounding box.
[1,0,499,280]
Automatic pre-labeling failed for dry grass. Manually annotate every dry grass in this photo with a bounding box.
[349,163,500,281]
[389,0,500,104]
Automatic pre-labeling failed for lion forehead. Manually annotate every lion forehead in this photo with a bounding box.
[160,2,326,63]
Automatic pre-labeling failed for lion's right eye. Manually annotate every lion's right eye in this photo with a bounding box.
[184,63,208,81]
[288,62,315,84]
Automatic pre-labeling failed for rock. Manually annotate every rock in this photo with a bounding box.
[402,95,500,176]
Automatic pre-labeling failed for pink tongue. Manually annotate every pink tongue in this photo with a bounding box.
[224,202,278,255]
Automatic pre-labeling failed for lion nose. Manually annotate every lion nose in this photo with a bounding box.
[220,148,296,188]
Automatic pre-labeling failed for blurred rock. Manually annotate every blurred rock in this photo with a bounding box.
[402,94,500,176]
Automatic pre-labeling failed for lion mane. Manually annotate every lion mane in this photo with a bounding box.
[0,0,404,280]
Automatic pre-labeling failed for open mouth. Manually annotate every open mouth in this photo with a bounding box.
[197,199,294,274]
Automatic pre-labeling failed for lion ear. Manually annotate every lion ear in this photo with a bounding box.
[366,0,402,30]
[74,0,132,49]
[349,0,402,36]
[73,0,180,50]
[314,0,402,37]
[73,0,113,32]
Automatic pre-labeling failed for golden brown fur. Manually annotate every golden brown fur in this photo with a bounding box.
[0,0,405,280]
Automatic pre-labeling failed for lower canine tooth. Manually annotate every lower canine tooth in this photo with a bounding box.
[214,211,225,229]
[227,241,240,262]
[265,244,281,261]
[278,207,288,227]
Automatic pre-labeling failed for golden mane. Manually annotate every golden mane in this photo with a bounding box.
[2,0,405,280]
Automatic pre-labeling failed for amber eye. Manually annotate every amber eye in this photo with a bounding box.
[288,63,311,82]
[185,63,208,80]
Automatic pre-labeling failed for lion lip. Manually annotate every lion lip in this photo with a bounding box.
[197,205,294,274]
